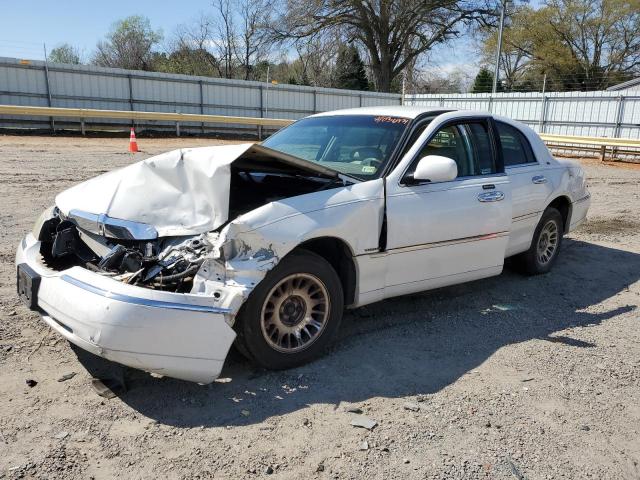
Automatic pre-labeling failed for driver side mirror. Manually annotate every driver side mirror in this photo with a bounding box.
[406,155,458,184]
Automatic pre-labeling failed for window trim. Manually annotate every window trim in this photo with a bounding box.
[380,110,453,178]
[494,120,539,167]
[399,116,503,187]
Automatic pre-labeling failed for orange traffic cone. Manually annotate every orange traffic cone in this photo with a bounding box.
[129,127,139,153]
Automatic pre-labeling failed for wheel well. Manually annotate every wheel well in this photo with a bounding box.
[548,196,571,233]
[297,237,357,307]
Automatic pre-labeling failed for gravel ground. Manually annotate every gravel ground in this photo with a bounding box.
[0,135,639,480]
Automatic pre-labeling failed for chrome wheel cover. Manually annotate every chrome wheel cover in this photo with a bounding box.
[537,220,559,265]
[260,273,330,353]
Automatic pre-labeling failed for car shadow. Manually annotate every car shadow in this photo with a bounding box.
[72,238,639,427]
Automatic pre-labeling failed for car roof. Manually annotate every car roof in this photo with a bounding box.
[310,105,454,119]
[308,107,540,138]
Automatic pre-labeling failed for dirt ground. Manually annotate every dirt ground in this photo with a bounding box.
[0,135,639,480]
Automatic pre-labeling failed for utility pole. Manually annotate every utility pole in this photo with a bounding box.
[538,73,547,132]
[492,0,506,94]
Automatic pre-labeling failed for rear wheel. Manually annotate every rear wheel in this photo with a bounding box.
[235,249,344,370]
[518,207,564,275]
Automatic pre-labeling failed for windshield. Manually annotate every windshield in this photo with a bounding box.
[262,115,410,179]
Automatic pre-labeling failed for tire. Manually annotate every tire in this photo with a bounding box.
[234,249,344,370]
[518,207,564,275]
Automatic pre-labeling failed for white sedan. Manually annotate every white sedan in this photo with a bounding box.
[16,106,591,383]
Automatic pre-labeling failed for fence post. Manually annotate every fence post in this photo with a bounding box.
[539,94,548,133]
[613,95,625,138]
[128,74,134,129]
[440,97,445,107]
[359,94,363,107]
[488,95,493,113]
[313,89,317,113]
[42,50,55,132]
[599,145,606,162]
[199,80,205,135]
[258,85,265,140]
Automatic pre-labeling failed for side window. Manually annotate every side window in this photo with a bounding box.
[408,121,496,179]
[496,121,537,166]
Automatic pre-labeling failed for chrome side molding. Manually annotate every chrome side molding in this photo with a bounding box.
[67,209,158,240]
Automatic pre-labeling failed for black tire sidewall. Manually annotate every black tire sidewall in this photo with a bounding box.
[526,208,564,274]
[237,249,344,370]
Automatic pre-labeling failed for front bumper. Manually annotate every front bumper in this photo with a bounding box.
[16,234,237,383]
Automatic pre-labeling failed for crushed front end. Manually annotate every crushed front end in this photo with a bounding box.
[16,207,240,384]
[15,144,351,382]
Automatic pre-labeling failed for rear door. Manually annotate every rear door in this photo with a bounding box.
[383,117,512,297]
[496,121,554,256]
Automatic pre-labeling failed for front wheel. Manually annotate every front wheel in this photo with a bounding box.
[235,249,344,370]
[518,207,564,275]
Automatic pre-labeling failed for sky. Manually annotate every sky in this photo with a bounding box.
[0,0,210,60]
[0,0,479,74]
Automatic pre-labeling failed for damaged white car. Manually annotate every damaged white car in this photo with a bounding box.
[16,107,590,383]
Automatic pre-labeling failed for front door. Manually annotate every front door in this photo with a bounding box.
[384,118,512,297]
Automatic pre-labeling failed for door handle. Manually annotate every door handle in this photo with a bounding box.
[478,191,505,202]
[532,175,547,184]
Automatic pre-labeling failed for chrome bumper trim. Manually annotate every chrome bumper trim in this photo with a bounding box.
[60,275,231,314]
[67,209,158,240]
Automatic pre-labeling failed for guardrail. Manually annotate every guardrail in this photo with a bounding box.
[1,104,639,162]
[0,104,293,136]
[540,133,640,162]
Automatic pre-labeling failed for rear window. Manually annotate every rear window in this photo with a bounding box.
[496,121,537,166]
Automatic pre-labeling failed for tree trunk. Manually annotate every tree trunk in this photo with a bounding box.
[371,46,394,92]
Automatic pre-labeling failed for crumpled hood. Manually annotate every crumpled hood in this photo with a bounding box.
[55,143,341,238]
[56,143,254,237]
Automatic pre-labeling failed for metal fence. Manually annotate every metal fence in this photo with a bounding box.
[405,91,640,139]
[0,56,401,135]
[1,56,639,140]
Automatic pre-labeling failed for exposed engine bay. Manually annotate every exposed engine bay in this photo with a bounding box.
[37,156,348,292]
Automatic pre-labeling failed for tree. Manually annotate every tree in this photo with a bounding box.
[93,15,163,70]
[153,45,219,77]
[48,44,81,64]
[272,0,493,92]
[543,0,640,89]
[212,0,237,78]
[334,45,369,90]
[479,0,640,91]
[235,0,274,80]
[170,14,224,76]
[472,67,493,92]
[478,5,532,91]
[409,66,472,93]
[169,0,273,80]
[283,36,341,87]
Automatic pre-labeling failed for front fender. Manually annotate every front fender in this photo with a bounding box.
[194,179,385,304]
